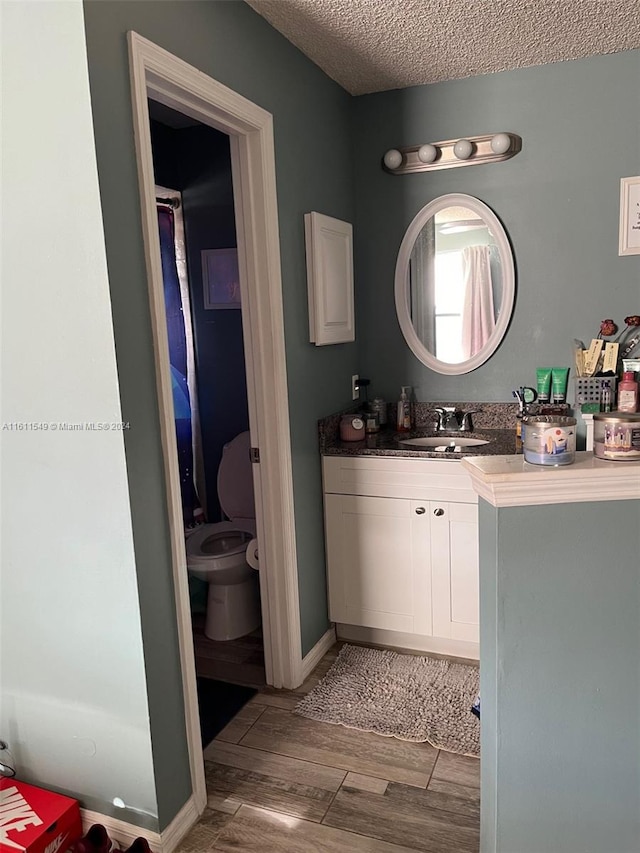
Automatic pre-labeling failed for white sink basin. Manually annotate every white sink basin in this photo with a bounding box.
[399,436,489,449]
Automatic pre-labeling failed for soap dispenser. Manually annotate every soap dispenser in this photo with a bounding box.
[396,386,412,432]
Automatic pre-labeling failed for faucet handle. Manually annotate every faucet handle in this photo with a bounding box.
[459,410,479,432]
[433,407,448,430]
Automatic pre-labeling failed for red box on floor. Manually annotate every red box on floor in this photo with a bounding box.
[0,778,82,853]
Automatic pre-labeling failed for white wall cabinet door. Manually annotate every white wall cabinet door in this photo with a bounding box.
[430,500,479,644]
[324,493,432,634]
[304,212,354,345]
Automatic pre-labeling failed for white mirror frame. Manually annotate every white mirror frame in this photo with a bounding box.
[394,193,515,375]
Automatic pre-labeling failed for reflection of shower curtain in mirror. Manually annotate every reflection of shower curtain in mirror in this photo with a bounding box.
[461,245,495,359]
[157,206,202,528]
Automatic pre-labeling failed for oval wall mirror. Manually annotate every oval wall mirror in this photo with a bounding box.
[394,193,515,375]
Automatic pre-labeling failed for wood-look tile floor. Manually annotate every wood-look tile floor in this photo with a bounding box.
[176,645,480,853]
[192,615,266,688]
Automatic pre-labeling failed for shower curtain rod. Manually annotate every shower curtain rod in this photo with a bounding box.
[156,196,180,209]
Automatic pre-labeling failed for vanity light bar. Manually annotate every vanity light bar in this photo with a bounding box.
[382,132,522,175]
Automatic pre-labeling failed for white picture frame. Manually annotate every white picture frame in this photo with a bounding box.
[202,248,241,308]
[619,176,640,256]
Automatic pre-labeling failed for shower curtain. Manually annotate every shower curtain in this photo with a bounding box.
[461,245,495,359]
[157,205,202,529]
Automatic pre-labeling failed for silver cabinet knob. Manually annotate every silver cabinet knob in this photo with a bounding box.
[415,506,426,515]
[433,507,445,517]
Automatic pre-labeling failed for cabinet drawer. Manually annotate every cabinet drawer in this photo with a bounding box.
[323,454,477,503]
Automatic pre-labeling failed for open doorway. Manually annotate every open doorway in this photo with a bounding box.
[148,104,266,747]
[128,32,304,815]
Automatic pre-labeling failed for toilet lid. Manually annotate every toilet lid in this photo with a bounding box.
[217,431,255,522]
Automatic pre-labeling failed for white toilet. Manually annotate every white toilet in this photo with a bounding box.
[186,431,260,641]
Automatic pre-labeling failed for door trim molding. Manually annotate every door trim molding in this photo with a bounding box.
[127,30,303,831]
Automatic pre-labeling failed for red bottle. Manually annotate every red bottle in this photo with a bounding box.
[617,371,639,412]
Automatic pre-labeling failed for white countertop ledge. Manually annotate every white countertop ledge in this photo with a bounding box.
[462,451,640,507]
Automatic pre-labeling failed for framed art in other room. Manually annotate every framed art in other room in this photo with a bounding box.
[202,248,241,308]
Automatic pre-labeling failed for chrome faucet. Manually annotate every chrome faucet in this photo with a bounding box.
[433,407,459,431]
[433,407,478,432]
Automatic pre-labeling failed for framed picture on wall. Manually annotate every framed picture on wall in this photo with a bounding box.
[202,248,241,308]
[619,176,640,256]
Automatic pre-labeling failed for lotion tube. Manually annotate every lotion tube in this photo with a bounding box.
[551,367,570,404]
[536,368,552,403]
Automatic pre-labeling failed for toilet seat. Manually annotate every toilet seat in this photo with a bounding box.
[186,521,252,564]
[186,521,255,583]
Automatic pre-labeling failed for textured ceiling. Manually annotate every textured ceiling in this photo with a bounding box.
[245,0,640,95]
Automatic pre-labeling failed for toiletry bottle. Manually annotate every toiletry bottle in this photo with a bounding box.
[364,408,379,433]
[513,389,525,451]
[551,368,570,404]
[617,371,639,412]
[536,368,552,404]
[600,380,612,412]
[371,397,387,426]
[396,386,412,432]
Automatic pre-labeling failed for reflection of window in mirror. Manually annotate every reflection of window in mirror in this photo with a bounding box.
[434,252,465,362]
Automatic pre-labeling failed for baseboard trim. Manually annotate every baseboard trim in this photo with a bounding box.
[301,625,336,681]
[157,796,201,852]
[81,795,200,853]
[80,809,160,852]
[336,624,479,662]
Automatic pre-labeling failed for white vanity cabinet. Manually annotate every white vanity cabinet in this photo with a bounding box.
[322,455,479,657]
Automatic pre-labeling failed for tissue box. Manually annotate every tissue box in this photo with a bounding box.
[0,778,82,853]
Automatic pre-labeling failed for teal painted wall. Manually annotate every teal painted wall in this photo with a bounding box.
[352,51,640,405]
[479,499,640,852]
[478,501,498,853]
[82,2,356,825]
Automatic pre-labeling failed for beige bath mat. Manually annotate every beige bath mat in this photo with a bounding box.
[294,644,480,757]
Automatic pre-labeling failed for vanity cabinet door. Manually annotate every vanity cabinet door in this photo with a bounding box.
[324,493,432,634]
[430,501,479,643]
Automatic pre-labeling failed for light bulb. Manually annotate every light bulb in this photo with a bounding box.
[490,133,511,155]
[383,148,403,170]
[417,144,437,164]
[453,139,473,160]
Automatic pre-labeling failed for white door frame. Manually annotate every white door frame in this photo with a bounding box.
[128,31,303,813]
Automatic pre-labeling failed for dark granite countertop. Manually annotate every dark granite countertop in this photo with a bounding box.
[321,427,518,460]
